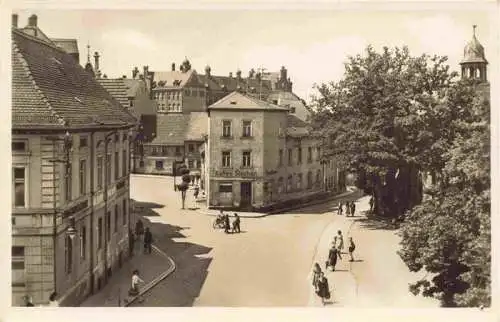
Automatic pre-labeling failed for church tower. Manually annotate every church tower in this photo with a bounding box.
[460,25,488,83]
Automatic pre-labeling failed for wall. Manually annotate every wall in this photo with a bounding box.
[182,87,206,114]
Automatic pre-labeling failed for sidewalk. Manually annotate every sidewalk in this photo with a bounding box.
[195,187,359,218]
[80,239,174,307]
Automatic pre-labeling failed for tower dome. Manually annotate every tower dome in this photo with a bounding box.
[460,25,488,82]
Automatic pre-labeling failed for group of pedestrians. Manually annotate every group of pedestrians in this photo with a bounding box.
[217,210,241,234]
[337,201,356,217]
[326,230,356,272]
[134,219,154,254]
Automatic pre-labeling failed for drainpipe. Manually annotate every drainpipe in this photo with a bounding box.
[103,131,116,284]
[89,131,95,294]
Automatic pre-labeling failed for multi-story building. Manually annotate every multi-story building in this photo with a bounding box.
[205,91,343,211]
[11,15,137,306]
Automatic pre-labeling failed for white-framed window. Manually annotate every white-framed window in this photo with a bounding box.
[242,120,252,137]
[97,156,103,190]
[222,151,231,167]
[219,182,233,193]
[222,120,232,137]
[12,141,27,152]
[297,148,302,165]
[12,167,26,207]
[277,177,284,194]
[242,151,251,167]
[155,160,164,170]
[12,246,25,287]
[308,147,313,163]
[79,136,88,148]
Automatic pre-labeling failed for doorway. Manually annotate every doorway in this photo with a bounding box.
[240,182,252,210]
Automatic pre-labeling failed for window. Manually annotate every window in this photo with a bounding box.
[162,146,169,156]
[316,170,321,187]
[308,147,313,163]
[97,156,103,190]
[65,163,72,202]
[79,159,87,196]
[155,160,164,170]
[13,167,25,207]
[288,149,293,166]
[106,154,111,185]
[219,183,233,193]
[106,211,111,242]
[278,149,283,166]
[65,236,72,274]
[123,199,127,225]
[114,151,119,180]
[98,218,103,249]
[189,144,194,153]
[122,149,127,177]
[188,160,194,168]
[196,160,201,169]
[12,246,25,287]
[222,120,232,137]
[307,171,313,189]
[114,205,119,233]
[175,146,181,156]
[80,136,88,148]
[222,151,231,167]
[297,173,303,190]
[242,120,252,137]
[80,226,86,260]
[12,141,26,152]
[317,147,321,161]
[287,175,293,192]
[114,133,120,143]
[242,151,251,167]
[277,177,284,194]
[297,148,302,165]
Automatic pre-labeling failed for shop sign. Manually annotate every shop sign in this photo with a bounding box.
[213,168,258,178]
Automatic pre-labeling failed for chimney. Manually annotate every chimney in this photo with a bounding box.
[12,14,18,28]
[171,63,175,71]
[93,51,100,77]
[229,72,233,78]
[28,14,37,27]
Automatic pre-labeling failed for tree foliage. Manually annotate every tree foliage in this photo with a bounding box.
[309,45,490,307]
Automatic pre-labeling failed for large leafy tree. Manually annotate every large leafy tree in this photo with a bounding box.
[310,45,462,218]
[398,85,490,307]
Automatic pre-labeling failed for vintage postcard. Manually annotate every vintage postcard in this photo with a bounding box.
[2,1,497,322]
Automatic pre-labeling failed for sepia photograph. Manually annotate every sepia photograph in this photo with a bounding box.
[5,2,496,317]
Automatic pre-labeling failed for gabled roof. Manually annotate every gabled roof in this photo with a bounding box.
[12,29,137,130]
[97,78,130,108]
[50,38,79,55]
[208,91,289,111]
[153,70,203,89]
[286,114,310,138]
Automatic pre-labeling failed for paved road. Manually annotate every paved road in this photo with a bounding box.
[129,175,437,307]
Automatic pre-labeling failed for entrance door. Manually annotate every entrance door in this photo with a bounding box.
[240,182,252,210]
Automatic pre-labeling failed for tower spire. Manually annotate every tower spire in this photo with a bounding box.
[473,25,477,37]
[87,43,91,64]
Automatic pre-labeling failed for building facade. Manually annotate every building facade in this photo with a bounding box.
[11,15,137,306]
[206,92,342,211]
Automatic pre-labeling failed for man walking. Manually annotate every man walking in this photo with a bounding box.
[351,201,356,217]
[143,227,153,254]
[224,214,231,234]
[232,213,241,233]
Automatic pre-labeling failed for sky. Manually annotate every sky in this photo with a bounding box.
[13,7,494,102]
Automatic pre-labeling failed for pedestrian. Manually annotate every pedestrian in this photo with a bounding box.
[23,295,35,307]
[194,185,200,200]
[316,272,331,305]
[345,202,351,216]
[337,230,344,256]
[337,202,343,216]
[143,227,153,254]
[348,237,356,261]
[369,196,374,213]
[309,262,323,292]
[224,214,231,234]
[351,201,356,217]
[135,220,144,243]
[130,270,144,296]
[326,243,338,271]
[48,292,59,307]
[232,213,241,233]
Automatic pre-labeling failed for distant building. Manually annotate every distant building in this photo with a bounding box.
[11,14,137,306]
[205,92,342,211]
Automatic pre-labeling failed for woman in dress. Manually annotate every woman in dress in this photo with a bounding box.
[310,262,322,291]
[316,272,331,305]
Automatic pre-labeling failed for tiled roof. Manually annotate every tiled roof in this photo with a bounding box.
[286,114,310,137]
[268,91,310,122]
[12,29,137,130]
[122,78,142,97]
[50,38,79,54]
[197,74,273,94]
[97,78,130,108]
[185,112,208,141]
[208,91,289,111]
[151,112,208,145]
[153,70,203,89]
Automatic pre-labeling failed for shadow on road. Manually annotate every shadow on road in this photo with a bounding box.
[133,200,165,217]
[131,199,213,307]
[286,190,365,215]
[354,217,397,231]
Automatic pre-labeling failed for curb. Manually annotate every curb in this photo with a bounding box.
[124,245,176,307]
[195,189,361,218]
